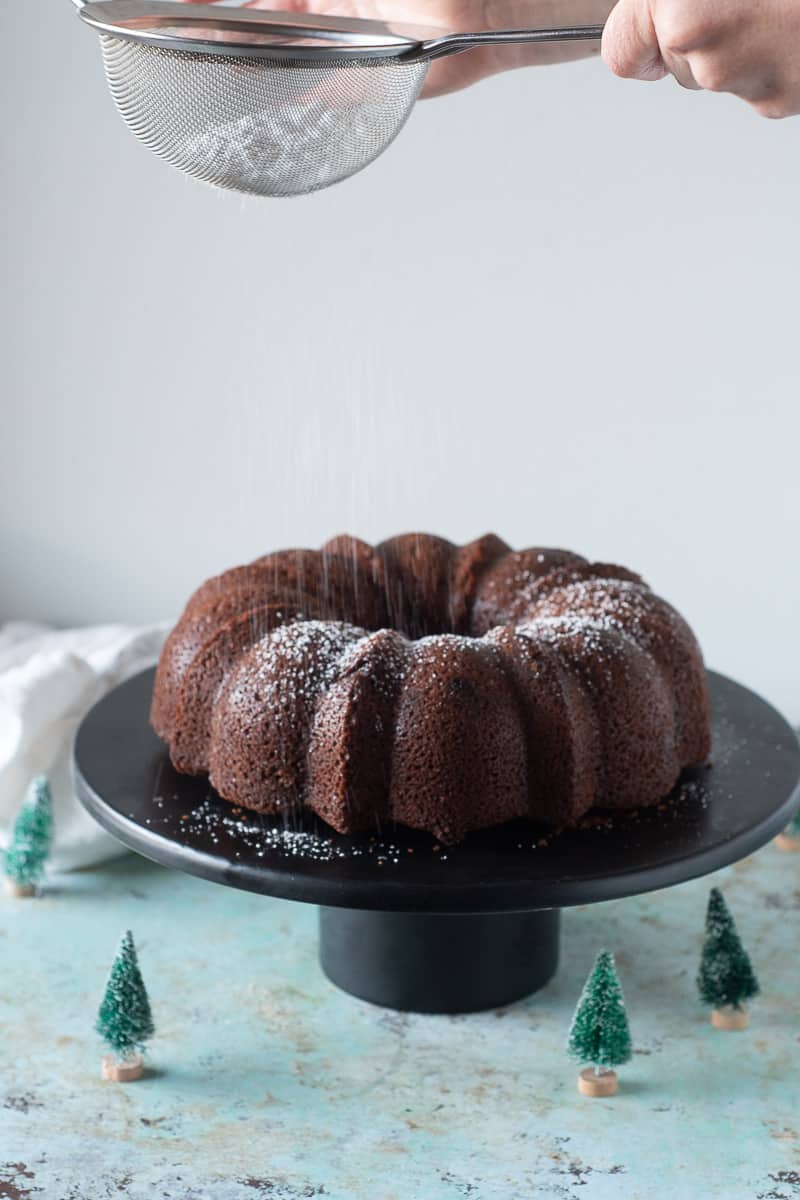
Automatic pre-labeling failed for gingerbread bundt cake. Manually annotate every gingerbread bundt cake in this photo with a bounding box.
[151,534,711,843]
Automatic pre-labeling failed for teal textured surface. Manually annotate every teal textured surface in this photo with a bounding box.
[1,845,797,1199]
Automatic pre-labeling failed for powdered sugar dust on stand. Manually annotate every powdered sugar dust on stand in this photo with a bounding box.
[71,1,605,196]
[74,668,800,1012]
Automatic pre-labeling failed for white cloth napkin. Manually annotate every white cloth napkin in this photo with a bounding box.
[0,621,168,871]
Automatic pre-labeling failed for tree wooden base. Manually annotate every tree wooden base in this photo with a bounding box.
[4,878,35,898]
[775,832,800,853]
[102,1054,143,1082]
[711,1005,748,1030]
[578,1067,618,1097]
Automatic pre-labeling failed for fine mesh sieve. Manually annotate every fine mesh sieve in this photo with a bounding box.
[75,2,605,197]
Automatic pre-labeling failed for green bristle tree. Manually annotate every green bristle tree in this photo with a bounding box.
[776,808,800,851]
[4,776,53,894]
[96,931,155,1066]
[783,810,800,839]
[697,888,759,1014]
[567,950,632,1076]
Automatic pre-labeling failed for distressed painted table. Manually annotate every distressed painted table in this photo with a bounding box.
[1,842,798,1200]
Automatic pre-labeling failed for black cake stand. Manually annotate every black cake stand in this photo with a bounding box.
[74,669,800,1014]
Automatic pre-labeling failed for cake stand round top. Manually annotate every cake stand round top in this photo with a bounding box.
[74,668,800,914]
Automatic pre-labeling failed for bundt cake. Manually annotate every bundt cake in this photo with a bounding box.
[151,534,711,843]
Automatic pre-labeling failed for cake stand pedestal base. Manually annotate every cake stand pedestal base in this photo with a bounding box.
[319,907,560,1012]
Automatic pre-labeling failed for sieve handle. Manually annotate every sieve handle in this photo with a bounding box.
[414,25,605,62]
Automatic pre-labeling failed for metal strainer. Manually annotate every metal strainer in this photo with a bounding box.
[74,2,604,197]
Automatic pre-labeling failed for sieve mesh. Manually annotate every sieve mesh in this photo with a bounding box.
[99,34,429,196]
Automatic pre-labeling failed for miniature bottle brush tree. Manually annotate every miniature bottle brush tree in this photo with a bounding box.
[96,930,155,1081]
[775,809,800,852]
[4,776,53,897]
[567,950,632,1096]
[697,887,759,1029]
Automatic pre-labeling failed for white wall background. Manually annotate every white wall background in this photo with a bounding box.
[2,3,799,722]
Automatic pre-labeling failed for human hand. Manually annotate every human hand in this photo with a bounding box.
[180,1,614,97]
[602,0,800,118]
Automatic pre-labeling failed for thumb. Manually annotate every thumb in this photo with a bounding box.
[602,0,669,80]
